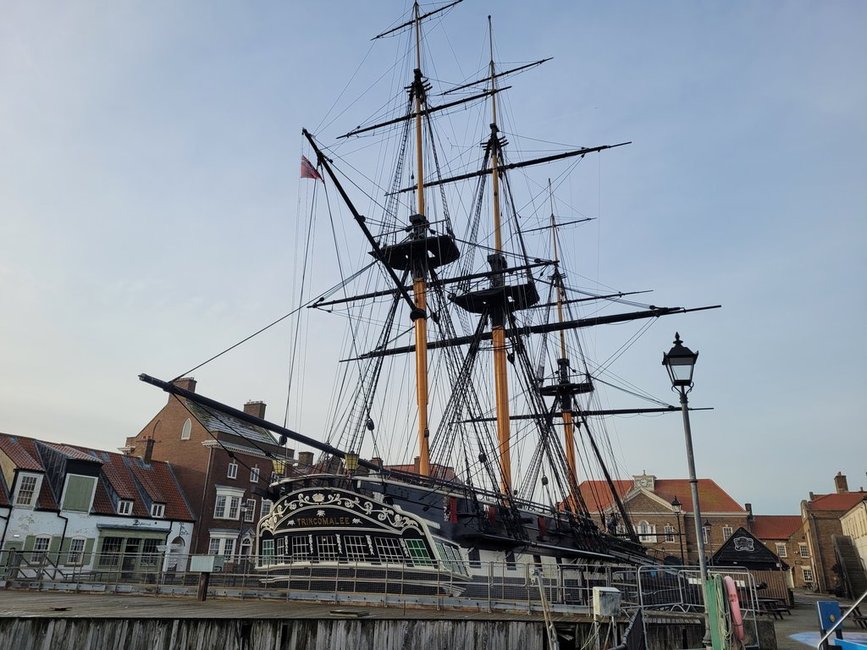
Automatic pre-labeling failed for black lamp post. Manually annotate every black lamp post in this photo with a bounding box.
[672,496,685,565]
[663,332,713,648]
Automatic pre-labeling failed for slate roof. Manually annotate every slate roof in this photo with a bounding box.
[750,515,803,540]
[183,399,279,447]
[806,491,867,512]
[578,478,746,514]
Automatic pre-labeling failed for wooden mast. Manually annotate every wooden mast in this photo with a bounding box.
[412,1,431,477]
[549,180,579,513]
[487,16,512,497]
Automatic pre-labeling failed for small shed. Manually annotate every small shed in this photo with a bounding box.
[711,527,791,602]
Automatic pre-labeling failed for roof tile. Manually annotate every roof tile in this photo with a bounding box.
[750,515,803,539]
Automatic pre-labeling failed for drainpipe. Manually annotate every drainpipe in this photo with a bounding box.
[0,511,10,551]
[55,512,69,568]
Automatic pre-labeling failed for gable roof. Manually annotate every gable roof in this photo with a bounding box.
[712,526,787,570]
[751,515,802,540]
[578,478,746,514]
[806,491,867,512]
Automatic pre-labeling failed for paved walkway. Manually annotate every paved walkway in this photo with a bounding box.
[772,590,866,649]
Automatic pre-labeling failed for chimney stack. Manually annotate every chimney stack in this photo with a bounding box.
[243,401,267,419]
[298,451,314,466]
[834,471,849,494]
[143,438,155,464]
[745,503,753,520]
[172,377,197,393]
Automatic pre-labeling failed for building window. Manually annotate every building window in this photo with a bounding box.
[244,498,256,522]
[802,567,814,583]
[664,525,676,543]
[181,418,192,440]
[799,543,809,558]
[405,539,433,565]
[151,503,165,518]
[118,500,133,515]
[207,537,236,557]
[67,538,86,565]
[141,539,160,568]
[292,536,309,561]
[31,536,51,562]
[62,474,97,512]
[98,537,123,568]
[261,499,273,517]
[722,526,733,541]
[214,486,244,519]
[261,539,275,565]
[775,543,787,558]
[344,535,367,561]
[250,467,260,483]
[702,526,710,545]
[15,474,40,507]
[375,537,405,562]
[317,536,339,561]
[227,461,238,479]
[638,520,657,544]
[270,471,279,483]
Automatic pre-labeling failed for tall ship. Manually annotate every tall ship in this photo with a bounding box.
[141,1,716,595]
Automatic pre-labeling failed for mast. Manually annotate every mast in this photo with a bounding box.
[487,16,512,497]
[548,181,580,513]
[411,1,432,477]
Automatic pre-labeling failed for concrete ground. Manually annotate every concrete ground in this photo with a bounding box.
[772,590,867,649]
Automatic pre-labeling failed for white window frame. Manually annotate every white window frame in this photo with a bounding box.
[799,542,809,558]
[207,535,237,557]
[14,473,42,508]
[261,499,273,517]
[181,418,192,440]
[637,520,657,544]
[66,538,86,565]
[722,526,733,541]
[151,503,165,518]
[802,566,814,582]
[31,536,51,562]
[664,524,676,543]
[250,467,260,483]
[702,526,710,545]
[214,486,245,520]
[775,543,787,558]
[244,499,256,522]
[117,500,133,515]
[227,461,238,479]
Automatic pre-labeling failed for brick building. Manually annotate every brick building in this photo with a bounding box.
[123,377,296,557]
[0,432,194,574]
[578,472,749,564]
[801,472,867,593]
[749,514,811,589]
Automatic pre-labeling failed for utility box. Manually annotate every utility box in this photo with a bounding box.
[593,586,621,617]
[190,555,225,573]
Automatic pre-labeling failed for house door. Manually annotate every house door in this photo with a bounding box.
[122,538,140,575]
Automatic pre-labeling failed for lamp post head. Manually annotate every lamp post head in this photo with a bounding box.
[344,452,359,474]
[671,496,682,514]
[703,519,711,528]
[663,332,698,392]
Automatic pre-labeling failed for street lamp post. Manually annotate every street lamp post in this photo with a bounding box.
[663,332,717,649]
[671,496,685,565]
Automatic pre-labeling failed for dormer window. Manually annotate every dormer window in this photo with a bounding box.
[151,503,165,518]
[227,461,238,479]
[14,473,41,508]
[118,500,133,515]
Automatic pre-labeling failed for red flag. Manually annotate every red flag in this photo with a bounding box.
[301,155,322,181]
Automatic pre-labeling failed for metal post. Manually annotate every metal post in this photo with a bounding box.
[679,390,718,649]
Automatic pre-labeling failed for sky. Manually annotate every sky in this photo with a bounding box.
[1,1,865,515]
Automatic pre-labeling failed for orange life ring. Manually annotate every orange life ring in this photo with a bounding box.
[723,575,745,642]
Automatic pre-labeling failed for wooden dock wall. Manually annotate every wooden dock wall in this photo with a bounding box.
[0,618,545,650]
